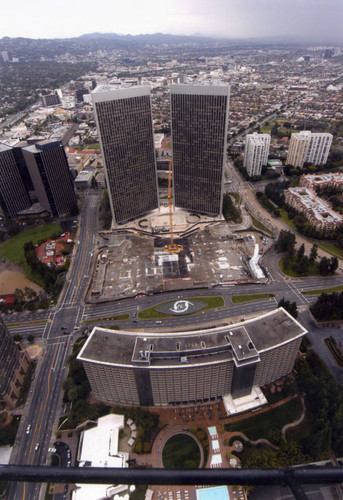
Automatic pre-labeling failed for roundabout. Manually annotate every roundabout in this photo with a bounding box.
[157,299,206,316]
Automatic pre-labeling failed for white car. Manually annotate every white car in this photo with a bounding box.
[35,443,40,451]
[26,424,31,434]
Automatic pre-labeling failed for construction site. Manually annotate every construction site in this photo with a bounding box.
[87,161,269,302]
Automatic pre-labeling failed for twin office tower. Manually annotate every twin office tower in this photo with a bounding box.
[92,82,230,225]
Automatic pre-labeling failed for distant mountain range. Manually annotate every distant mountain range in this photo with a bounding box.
[0,32,340,61]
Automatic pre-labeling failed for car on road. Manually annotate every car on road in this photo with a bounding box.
[26,424,31,434]
[35,443,40,451]
[61,326,67,330]
[132,312,136,318]
[156,321,162,324]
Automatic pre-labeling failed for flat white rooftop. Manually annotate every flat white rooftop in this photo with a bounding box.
[223,385,268,416]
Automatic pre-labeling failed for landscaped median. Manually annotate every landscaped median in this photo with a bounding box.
[302,284,343,295]
[250,215,274,236]
[138,296,224,319]
[84,314,130,323]
[231,293,275,304]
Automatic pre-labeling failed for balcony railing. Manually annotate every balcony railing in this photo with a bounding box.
[1,465,343,500]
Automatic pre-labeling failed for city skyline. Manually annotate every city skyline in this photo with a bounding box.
[1,0,342,42]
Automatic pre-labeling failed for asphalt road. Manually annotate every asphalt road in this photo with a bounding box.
[8,191,101,500]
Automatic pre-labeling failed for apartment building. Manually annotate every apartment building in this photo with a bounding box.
[286,131,333,168]
[243,132,271,176]
[285,186,343,231]
[300,172,343,191]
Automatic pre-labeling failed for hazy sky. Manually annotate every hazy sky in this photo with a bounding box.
[1,0,342,41]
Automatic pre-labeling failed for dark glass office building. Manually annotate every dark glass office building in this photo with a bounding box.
[171,82,230,216]
[0,144,32,219]
[0,318,29,409]
[92,85,158,224]
[21,141,77,217]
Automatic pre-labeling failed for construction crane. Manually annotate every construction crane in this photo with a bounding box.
[164,157,183,253]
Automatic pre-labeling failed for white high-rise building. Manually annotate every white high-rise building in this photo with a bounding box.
[1,51,9,63]
[286,131,333,168]
[243,133,270,177]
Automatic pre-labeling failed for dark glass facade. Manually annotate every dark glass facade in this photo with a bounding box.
[0,145,31,219]
[22,141,77,217]
[0,318,29,409]
[93,88,158,224]
[171,85,229,216]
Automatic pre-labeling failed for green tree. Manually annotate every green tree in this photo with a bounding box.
[24,287,37,300]
[14,288,24,303]
[297,243,305,260]
[329,257,338,274]
[275,230,296,256]
[278,297,298,318]
[135,441,142,453]
[296,255,309,275]
[309,244,318,263]
[319,256,330,276]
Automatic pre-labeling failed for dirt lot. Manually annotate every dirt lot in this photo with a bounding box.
[88,225,257,302]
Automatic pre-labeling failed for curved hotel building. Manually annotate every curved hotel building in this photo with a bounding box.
[78,308,306,408]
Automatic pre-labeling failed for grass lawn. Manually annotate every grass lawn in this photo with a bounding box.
[138,296,224,319]
[230,192,241,204]
[225,397,303,442]
[84,314,129,323]
[278,255,320,278]
[259,125,272,134]
[279,209,297,230]
[231,293,275,304]
[165,141,171,149]
[83,143,100,149]
[317,242,343,259]
[250,215,274,236]
[0,223,61,280]
[162,434,201,469]
[303,284,343,295]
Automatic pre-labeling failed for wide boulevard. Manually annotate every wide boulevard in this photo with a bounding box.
[8,190,101,500]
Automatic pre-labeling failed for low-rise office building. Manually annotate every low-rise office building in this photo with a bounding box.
[78,308,306,408]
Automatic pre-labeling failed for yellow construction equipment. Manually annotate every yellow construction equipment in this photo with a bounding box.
[164,158,183,253]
